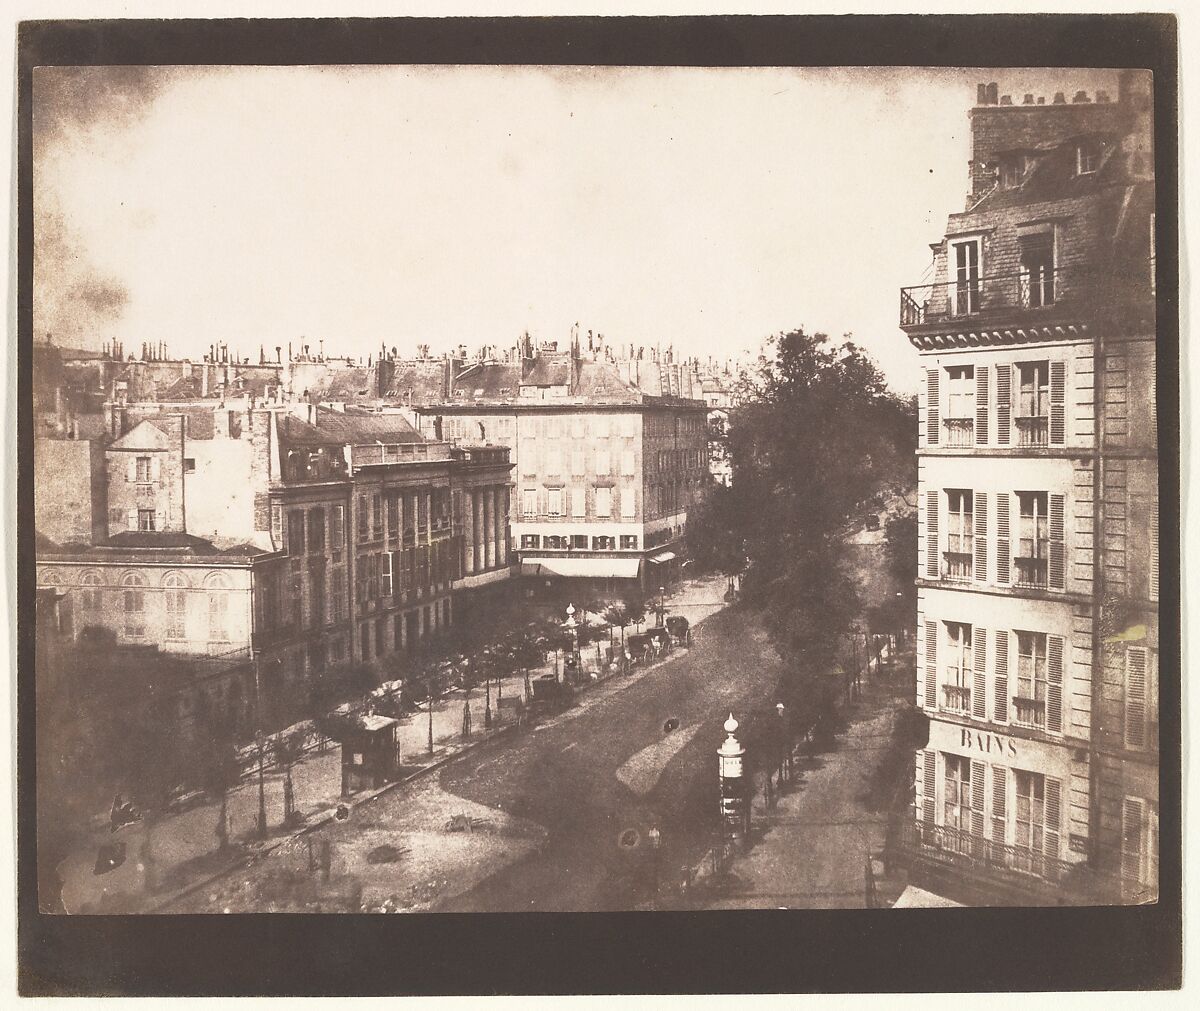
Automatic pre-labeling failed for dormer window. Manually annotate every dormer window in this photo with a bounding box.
[1000,155,1026,189]
[1076,139,1103,176]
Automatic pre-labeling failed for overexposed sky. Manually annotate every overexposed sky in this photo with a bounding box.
[34,64,1121,392]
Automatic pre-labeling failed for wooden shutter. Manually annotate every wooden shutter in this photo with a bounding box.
[972,627,987,719]
[974,491,988,583]
[1121,797,1144,884]
[1049,359,1066,444]
[970,760,986,838]
[922,750,936,824]
[924,621,938,712]
[1044,776,1062,859]
[993,630,1010,724]
[995,364,1012,446]
[995,492,1011,585]
[926,490,940,578]
[1124,646,1148,749]
[975,366,989,444]
[926,368,940,445]
[1049,493,1066,590]
[127,457,137,483]
[1150,500,1159,602]
[1047,634,1065,733]
[991,766,1008,843]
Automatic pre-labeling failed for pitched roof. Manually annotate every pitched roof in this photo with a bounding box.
[309,408,424,444]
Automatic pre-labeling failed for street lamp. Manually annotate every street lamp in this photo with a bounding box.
[658,586,666,626]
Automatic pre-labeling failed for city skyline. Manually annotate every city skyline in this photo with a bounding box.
[35,64,1121,394]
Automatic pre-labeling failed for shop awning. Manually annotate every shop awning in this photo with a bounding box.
[520,557,642,579]
[647,550,677,564]
[890,885,964,908]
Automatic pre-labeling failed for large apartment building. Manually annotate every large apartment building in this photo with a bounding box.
[415,343,709,591]
[898,73,1158,905]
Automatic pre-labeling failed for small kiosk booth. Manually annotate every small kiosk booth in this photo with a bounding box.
[340,713,400,797]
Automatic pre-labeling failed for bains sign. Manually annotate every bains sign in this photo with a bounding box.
[960,727,1019,758]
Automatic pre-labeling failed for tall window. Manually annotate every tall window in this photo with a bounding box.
[621,450,636,476]
[137,509,157,532]
[522,488,537,517]
[945,490,974,580]
[288,509,306,555]
[121,572,146,638]
[621,487,636,518]
[135,456,152,483]
[356,494,369,541]
[547,487,563,517]
[387,494,399,542]
[164,573,187,640]
[330,567,346,622]
[946,366,975,418]
[79,570,103,610]
[595,450,611,476]
[571,486,586,518]
[1015,631,1048,729]
[308,508,325,555]
[310,567,326,627]
[1015,771,1046,856]
[1076,139,1102,176]
[943,622,972,713]
[1016,361,1050,447]
[1019,232,1055,308]
[207,573,230,640]
[943,755,972,833]
[1016,492,1049,586]
[331,504,345,561]
[595,486,612,518]
[951,239,981,315]
[546,450,563,475]
[372,493,383,539]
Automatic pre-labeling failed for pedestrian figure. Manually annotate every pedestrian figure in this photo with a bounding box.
[461,699,472,739]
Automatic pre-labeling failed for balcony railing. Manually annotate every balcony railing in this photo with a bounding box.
[1012,695,1047,729]
[942,684,972,714]
[1015,416,1049,447]
[350,441,453,469]
[943,551,974,582]
[901,820,1077,886]
[900,266,1088,329]
[942,417,975,447]
[1014,557,1048,588]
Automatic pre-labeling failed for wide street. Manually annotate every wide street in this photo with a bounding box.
[434,602,782,912]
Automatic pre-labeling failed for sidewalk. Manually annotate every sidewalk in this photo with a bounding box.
[58,572,730,913]
[692,649,910,910]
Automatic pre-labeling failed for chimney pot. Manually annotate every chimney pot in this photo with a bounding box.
[999,94,1012,106]
[1037,96,1046,105]
[1023,93,1035,104]
[977,83,988,104]
[1053,92,1067,104]
[986,82,999,104]
[1073,90,1090,103]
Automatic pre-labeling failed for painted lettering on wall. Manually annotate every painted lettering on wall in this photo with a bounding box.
[960,727,1018,758]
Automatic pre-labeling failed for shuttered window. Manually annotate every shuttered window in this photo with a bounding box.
[972,627,987,719]
[991,766,1008,843]
[921,750,936,824]
[943,621,972,714]
[970,760,986,837]
[1049,359,1066,444]
[1014,631,1048,730]
[974,491,988,583]
[1124,646,1148,749]
[1046,633,1065,734]
[1048,493,1066,590]
[925,490,940,578]
[926,368,940,445]
[1044,776,1062,859]
[522,488,537,517]
[595,486,612,518]
[995,363,1012,445]
[993,629,1009,724]
[944,755,971,833]
[923,619,937,713]
[995,492,1011,585]
[975,366,990,445]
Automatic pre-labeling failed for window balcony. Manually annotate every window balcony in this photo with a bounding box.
[943,551,974,582]
[1015,416,1049,447]
[1013,696,1047,729]
[1014,557,1048,588]
[942,684,972,714]
[942,417,975,447]
[899,266,1084,330]
[899,820,1078,886]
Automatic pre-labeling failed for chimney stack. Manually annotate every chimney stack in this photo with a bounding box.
[1073,90,1091,103]
[1053,92,1066,104]
[1023,93,1034,104]
[986,82,999,104]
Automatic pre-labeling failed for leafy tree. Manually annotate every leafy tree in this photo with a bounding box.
[602,604,630,645]
[271,729,305,826]
[884,510,917,597]
[623,593,648,633]
[196,719,241,851]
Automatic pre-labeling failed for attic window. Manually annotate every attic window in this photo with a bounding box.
[1076,139,1103,176]
[184,458,196,473]
[999,155,1025,189]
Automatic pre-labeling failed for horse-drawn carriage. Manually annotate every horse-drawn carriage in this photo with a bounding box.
[665,615,692,647]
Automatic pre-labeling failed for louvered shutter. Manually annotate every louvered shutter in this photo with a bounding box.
[975,366,989,444]
[1124,646,1148,749]
[993,630,1010,724]
[922,750,937,824]
[927,368,940,445]
[924,621,938,713]
[1121,798,1144,885]
[1044,777,1062,861]
[926,490,940,578]
[972,627,987,719]
[1150,500,1159,602]
[127,457,137,483]
[1049,494,1066,590]
[1049,360,1066,444]
[991,766,1008,843]
[995,364,1012,445]
[974,491,988,583]
[126,508,138,531]
[1047,634,1065,734]
[995,492,1011,585]
[970,760,986,838]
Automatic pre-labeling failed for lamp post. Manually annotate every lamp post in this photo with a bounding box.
[564,603,579,683]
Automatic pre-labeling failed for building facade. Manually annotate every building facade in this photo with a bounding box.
[899,73,1158,905]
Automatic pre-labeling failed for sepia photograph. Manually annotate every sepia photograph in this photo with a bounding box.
[14,11,1180,997]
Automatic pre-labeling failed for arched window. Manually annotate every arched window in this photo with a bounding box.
[120,572,147,638]
[163,571,189,640]
[205,571,231,641]
[79,570,104,610]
